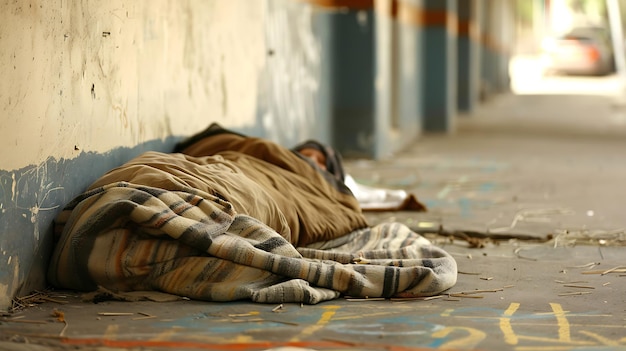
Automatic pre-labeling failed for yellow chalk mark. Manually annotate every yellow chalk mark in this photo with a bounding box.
[515,335,594,345]
[440,308,455,317]
[112,322,245,345]
[231,334,254,343]
[579,330,621,346]
[183,333,252,344]
[500,302,520,345]
[103,324,119,340]
[151,326,183,341]
[290,305,340,342]
[499,302,596,347]
[432,326,486,349]
[549,303,571,342]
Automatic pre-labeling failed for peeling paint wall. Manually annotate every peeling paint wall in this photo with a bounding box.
[0,0,328,309]
[1,0,268,171]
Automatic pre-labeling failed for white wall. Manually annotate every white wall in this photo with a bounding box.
[1,0,267,171]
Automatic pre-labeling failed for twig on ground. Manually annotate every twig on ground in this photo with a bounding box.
[563,284,595,289]
[98,312,134,316]
[602,266,626,275]
[132,312,156,320]
[558,292,592,296]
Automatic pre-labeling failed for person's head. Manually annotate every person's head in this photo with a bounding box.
[292,140,345,182]
[298,147,327,171]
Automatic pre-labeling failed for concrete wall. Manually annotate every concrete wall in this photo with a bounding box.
[0,0,332,309]
[2,1,269,172]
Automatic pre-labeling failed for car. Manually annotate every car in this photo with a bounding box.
[541,26,615,76]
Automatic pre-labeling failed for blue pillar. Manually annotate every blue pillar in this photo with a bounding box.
[421,0,457,133]
[328,6,376,158]
[456,0,481,113]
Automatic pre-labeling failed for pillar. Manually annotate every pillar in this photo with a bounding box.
[421,0,457,132]
[373,0,424,159]
[457,0,481,113]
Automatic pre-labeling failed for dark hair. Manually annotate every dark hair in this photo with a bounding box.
[292,140,346,183]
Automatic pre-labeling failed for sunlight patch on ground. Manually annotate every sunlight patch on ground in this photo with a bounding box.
[509,55,625,97]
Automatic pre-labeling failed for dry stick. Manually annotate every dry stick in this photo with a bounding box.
[345,297,386,302]
[390,297,424,302]
[423,295,446,301]
[567,262,600,269]
[98,312,134,316]
[0,318,48,324]
[132,312,156,320]
[602,266,626,275]
[514,248,538,261]
[444,287,506,299]
[555,280,588,284]
[558,292,592,296]
[563,284,595,289]
[581,268,626,275]
[391,286,509,302]
[39,296,68,305]
[449,294,484,299]
[455,288,504,295]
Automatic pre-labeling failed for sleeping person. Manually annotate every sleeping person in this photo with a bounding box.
[47,123,457,304]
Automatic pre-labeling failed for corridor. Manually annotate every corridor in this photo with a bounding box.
[2,72,625,351]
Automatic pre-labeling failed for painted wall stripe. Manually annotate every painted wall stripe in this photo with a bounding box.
[377,2,458,35]
[458,19,479,41]
[304,0,374,10]
[397,1,419,26]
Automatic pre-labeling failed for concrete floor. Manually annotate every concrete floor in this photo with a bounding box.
[2,85,626,350]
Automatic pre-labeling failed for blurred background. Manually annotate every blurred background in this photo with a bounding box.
[2,0,626,309]
[514,0,624,93]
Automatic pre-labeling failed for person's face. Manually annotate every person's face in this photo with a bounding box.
[299,148,327,170]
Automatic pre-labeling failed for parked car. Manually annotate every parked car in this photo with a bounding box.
[541,26,615,76]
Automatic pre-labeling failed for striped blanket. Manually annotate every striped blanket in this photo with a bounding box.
[47,129,457,304]
[48,182,457,304]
